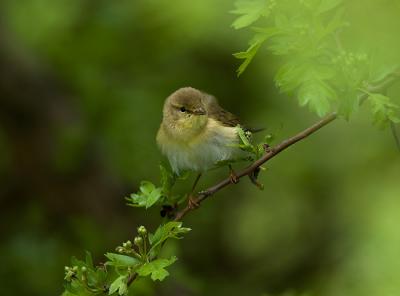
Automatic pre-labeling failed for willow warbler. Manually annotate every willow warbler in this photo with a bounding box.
[156,87,245,176]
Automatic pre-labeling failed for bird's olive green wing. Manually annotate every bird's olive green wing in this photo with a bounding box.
[203,94,241,127]
[203,93,264,132]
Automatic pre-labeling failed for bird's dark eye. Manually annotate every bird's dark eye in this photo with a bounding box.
[180,107,186,112]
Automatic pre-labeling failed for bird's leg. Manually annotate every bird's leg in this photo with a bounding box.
[160,204,176,219]
[188,173,202,209]
[248,167,264,190]
[229,164,239,184]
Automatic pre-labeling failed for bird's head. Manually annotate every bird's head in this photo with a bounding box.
[162,87,208,139]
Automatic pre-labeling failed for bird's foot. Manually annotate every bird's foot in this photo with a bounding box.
[263,143,273,153]
[229,168,239,184]
[160,204,177,219]
[248,167,264,190]
[188,195,200,210]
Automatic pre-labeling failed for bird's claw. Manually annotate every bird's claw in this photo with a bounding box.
[229,170,239,184]
[188,195,200,210]
[248,168,264,190]
[160,204,177,219]
[263,143,272,153]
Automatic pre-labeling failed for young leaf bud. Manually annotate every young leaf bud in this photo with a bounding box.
[134,236,143,247]
[125,240,132,248]
[137,226,147,236]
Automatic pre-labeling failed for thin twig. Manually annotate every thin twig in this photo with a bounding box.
[126,273,138,287]
[173,69,400,222]
[127,68,400,289]
[173,112,337,221]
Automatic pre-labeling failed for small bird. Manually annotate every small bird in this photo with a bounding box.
[157,87,245,175]
[157,87,254,209]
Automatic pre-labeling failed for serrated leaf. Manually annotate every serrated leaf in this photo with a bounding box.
[136,257,177,281]
[231,0,270,30]
[149,222,191,257]
[145,187,163,208]
[298,80,335,116]
[234,38,264,76]
[109,275,128,295]
[234,29,278,76]
[105,253,141,268]
[127,181,163,208]
[338,90,359,120]
[369,93,400,128]
[275,61,308,93]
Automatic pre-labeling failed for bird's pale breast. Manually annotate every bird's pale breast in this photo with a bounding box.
[157,118,240,174]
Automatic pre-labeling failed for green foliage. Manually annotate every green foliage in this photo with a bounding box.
[108,275,128,296]
[126,165,190,209]
[231,0,275,29]
[232,0,400,126]
[368,93,400,128]
[136,257,177,281]
[55,1,400,296]
[127,181,162,209]
[63,223,190,295]
[235,126,266,159]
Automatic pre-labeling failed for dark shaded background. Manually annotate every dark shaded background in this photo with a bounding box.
[0,1,399,295]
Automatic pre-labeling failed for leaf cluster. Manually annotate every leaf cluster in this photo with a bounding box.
[63,222,190,296]
[232,0,400,126]
[126,165,189,209]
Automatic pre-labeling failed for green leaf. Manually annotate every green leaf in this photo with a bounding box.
[368,93,400,128]
[316,0,343,14]
[338,90,359,120]
[236,126,251,147]
[127,181,163,208]
[146,187,163,208]
[234,28,278,76]
[231,0,270,30]
[233,36,264,76]
[298,79,336,117]
[149,222,191,257]
[105,253,141,268]
[136,256,177,281]
[109,275,128,296]
[275,61,308,93]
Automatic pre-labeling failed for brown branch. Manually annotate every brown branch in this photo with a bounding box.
[126,68,400,289]
[126,273,138,287]
[173,112,337,221]
[173,68,400,222]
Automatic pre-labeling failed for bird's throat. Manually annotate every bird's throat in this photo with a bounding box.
[163,115,208,143]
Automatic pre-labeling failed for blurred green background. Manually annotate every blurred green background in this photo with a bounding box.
[0,0,399,295]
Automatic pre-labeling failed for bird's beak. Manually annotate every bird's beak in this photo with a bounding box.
[193,108,206,115]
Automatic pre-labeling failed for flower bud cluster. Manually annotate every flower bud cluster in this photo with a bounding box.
[332,51,368,66]
[64,266,79,281]
[115,225,149,260]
